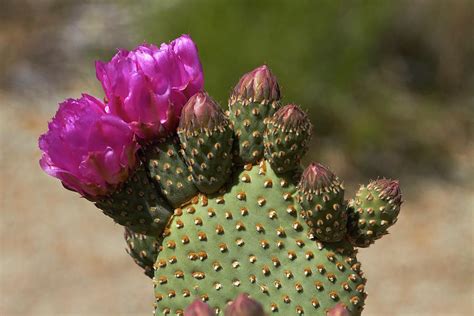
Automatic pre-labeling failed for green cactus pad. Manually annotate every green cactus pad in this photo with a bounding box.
[347,179,402,248]
[143,137,198,208]
[297,163,348,243]
[95,165,173,236]
[154,162,366,316]
[124,228,162,278]
[264,104,312,173]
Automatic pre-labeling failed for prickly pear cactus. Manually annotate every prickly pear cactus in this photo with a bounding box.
[38,38,402,315]
[135,66,403,316]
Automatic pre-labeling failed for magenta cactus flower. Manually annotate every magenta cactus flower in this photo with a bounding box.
[95,34,204,140]
[38,94,139,198]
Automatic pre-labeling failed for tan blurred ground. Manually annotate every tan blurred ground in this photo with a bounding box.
[1,1,473,315]
[1,92,473,315]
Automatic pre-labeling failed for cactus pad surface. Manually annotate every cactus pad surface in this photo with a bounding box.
[154,161,366,315]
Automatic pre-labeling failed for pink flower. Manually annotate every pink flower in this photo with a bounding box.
[96,34,204,140]
[39,94,139,198]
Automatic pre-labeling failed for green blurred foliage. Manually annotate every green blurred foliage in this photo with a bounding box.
[133,0,473,180]
[139,0,393,104]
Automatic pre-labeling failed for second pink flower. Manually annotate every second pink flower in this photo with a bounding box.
[96,34,204,141]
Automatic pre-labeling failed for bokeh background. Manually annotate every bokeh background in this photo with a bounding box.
[1,1,473,315]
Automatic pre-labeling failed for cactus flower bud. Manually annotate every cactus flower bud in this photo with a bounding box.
[370,179,402,207]
[38,94,139,198]
[297,163,347,242]
[230,65,280,105]
[178,91,233,193]
[270,104,310,132]
[326,303,351,316]
[184,299,214,316]
[347,178,402,247]
[96,34,204,141]
[229,65,282,164]
[299,163,338,194]
[179,92,227,132]
[264,104,312,173]
[224,294,265,316]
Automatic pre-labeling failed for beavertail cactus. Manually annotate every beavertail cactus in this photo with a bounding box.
[183,294,351,316]
[39,36,403,316]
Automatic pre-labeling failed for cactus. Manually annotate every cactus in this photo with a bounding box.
[39,36,403,316]
[147,66,402,316]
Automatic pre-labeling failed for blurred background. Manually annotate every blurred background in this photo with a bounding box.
[1,0,473,315]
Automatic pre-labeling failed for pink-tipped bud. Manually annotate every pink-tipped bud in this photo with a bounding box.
[299,162,338,193]
[224,293,265,316]
[38,94,139,198]
[271,104,311,132]
[184,299,214,316]
[326,303,351,316]
[231,65,280,104]
[179,91,227,132]
[370,178,402,206]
